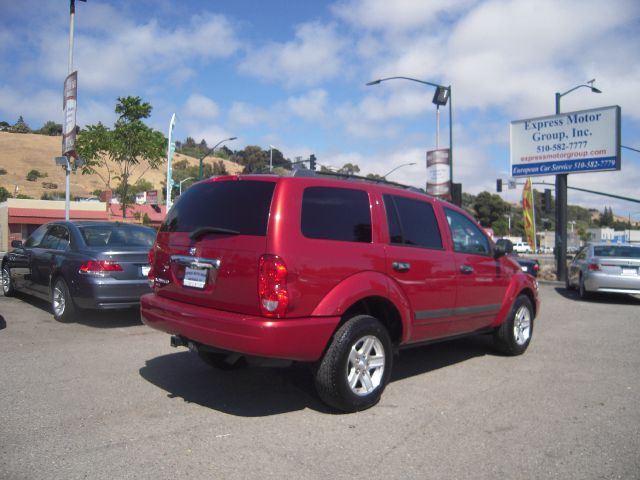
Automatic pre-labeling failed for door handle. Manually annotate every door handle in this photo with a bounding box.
[392,261,411,272]
[460,264,474,274]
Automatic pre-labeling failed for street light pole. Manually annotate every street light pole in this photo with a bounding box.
[198,136,237,179]
[554,80,601,281]
[178,177,194,196]
[269,145,275,173]
[382,162,416,179]
[366,76,453,185]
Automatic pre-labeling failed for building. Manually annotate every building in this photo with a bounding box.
[0,198,166,251]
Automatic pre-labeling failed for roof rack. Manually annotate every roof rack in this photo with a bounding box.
[292,168,426,194]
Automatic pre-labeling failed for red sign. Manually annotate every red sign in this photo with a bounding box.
[146,190,158,205]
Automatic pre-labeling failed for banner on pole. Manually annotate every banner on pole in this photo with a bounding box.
[62,71,78,157]
[522,177,537,252]
[426,148,451,200]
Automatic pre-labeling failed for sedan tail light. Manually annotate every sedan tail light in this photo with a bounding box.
[79,260,124,276]
[258,254,289,318]
[588,262,601,271]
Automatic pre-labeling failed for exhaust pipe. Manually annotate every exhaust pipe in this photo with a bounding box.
[170,335,187,348]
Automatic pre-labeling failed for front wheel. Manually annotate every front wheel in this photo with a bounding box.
[494,295,534,356]
[52,278,76,323]
[315,315,392,412]
[2,264,15,297]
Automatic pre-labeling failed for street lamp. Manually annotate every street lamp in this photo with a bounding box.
[366,76,453,184]
[554,79,601,281]
[178,177,194,196]
[382,162,416,179]
[198,136,237,179]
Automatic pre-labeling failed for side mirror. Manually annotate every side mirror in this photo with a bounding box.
[494,243,507,258]
[11,239,23,248]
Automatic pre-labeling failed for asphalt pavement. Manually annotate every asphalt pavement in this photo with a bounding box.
[1,284,639,480]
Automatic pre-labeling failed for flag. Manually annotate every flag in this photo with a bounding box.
[522,177,537,252]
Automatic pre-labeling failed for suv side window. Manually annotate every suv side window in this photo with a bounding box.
[383,194,442,249]
[445,208,490,255]
[301,186,372,243]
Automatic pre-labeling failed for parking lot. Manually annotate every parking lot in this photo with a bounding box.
[1,283,639,480]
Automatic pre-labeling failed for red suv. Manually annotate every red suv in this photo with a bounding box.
[141,174,539,412]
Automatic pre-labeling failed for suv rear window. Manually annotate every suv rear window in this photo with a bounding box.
[301,186,372,243]
[160,180,276,235]
[384,194,442,249]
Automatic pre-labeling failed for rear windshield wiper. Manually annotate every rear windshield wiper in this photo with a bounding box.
[189,226,241,240]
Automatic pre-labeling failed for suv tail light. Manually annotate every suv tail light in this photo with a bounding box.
[259,254,289,318]
[79,260,124,276]
[148,248,155,287]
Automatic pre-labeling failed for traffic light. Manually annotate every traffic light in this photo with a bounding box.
[544,189,552,212]
[309,154,316,171]
[496,179,502,192]
[451,183,462,206]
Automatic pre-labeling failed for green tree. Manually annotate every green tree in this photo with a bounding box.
[338,163,360,175]
[473,191,510,228]
[76,96,166,218]
[0,186,9,202]
[237,146,268,173]
[38,121,63,136]
[13,116,31,133]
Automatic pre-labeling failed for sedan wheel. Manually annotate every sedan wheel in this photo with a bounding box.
[2,265,15,297]
[52,278,76,323]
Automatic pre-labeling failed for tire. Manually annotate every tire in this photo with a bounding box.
[2,264,15,297]
[197,351,245,370]
[51,277,77,323]
[315,315,392,413]
[578,275,591,300]
[494,295,534,356]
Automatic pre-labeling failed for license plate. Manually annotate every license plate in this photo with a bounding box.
[621,268,637,276]
[141,265,150,276]
[183,266,207,288]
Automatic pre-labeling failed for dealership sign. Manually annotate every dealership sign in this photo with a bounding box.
[510,105,621,177]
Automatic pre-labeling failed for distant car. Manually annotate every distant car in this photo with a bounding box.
[566,243,640,299]
[512,241,532,254]
[496,239,539,277]
[1,221,156,322]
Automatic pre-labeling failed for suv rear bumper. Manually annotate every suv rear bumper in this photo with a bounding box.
[140,293,340,362]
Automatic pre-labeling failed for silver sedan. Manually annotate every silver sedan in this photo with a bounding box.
[566,243,640,299]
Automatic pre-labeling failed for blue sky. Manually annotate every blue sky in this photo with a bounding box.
[2,0,640,217]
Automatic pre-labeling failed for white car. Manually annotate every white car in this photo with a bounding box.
[513,242,532,254]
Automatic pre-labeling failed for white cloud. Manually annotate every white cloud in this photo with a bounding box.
[239,22,347,87]
[332,0,473,33]
[34,11,241,92]
[183,94,220,120]
[227,102,272,128]
[287,89,328,121]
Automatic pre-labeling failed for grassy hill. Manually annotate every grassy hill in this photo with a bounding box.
[0,132,243,200]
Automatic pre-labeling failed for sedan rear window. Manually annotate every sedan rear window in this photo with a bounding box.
[593,246,640,258]
[160,180,276,236]
[80,225,156,248]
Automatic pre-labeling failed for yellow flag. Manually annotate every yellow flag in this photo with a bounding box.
[522,177,536,252]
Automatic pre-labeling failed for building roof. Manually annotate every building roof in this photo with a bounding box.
[8,207,109,224]
[108,203,166,223]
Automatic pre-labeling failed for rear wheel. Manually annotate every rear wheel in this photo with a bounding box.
[52,278,76,323]
[315,315,392,412]
[2,264,15,297]
[494,295,533,356]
